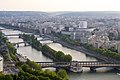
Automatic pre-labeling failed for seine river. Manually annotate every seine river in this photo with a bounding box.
[1,27,120,80]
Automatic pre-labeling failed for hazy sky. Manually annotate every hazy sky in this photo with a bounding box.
[0,0,120,12]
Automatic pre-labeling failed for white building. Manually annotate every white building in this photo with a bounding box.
[79,21,87,28]
[0,56,3,72]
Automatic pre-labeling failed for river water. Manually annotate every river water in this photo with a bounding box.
[1,27,120,80]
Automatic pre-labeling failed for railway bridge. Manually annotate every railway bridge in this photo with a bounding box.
[36,61,120,72]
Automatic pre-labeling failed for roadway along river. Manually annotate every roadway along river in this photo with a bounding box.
[1,27,120,80]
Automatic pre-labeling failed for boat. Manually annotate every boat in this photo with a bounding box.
[70,66,83,73]
[117,73,120,75]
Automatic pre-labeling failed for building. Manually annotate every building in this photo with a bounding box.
[0,56,3,72]
[117,43,120,53]
[71,31,92,43]
[78,21,87,28]
[42,27,52,34]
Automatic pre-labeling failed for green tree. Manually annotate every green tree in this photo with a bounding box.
[57,69,69,80]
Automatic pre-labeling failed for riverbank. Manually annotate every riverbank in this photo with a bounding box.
[51,33,120,62]
[46,33,117,62]
[21,34,72,62]
[55,40,119,62]
[1,25,118,62]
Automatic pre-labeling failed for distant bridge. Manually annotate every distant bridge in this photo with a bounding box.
[11,38,51,47]
[5,34,20,36]
[0,28,5,30]
[5,33,33,37]
[12,41,30,47]
[38,38,51,41]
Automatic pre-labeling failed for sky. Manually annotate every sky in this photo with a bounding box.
[0,0,120,12]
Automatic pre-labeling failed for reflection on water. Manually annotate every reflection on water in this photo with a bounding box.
[17,46,52,62]
[68,72,120,80]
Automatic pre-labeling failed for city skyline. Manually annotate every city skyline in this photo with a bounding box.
[0,0,120,12]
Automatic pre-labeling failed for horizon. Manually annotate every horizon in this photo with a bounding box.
[0,0,120,12]
[0,11,120,13]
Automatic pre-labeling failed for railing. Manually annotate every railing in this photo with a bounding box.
[5,61,120,69]
[36,61,120,68]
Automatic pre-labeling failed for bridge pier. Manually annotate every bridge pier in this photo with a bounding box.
[113,67,120,71]
[18,35,21,38]
[17,43,19,47]
[90,67,96,72]
[24,43,27,46]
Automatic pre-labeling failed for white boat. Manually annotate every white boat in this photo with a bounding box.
[117,73,120,75]
[70,67,83,73]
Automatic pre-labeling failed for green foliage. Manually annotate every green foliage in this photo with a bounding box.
[22,34,72,62]
[0,32,17,61]
[26,60,41,70]
[57,69,69,80]
[22,34,42,51]
[1,51,10,61]
[42,45,72,62]
[108,47,117,52]
[83,44,120,60]
[0,31,7,43]
[6,41,17,61]
[14,61,68,80]
[0,74,13,80]
[53,33,80,46]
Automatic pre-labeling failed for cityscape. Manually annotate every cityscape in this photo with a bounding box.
[0,0,120,80]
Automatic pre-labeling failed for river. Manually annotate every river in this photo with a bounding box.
[1,27,120,80]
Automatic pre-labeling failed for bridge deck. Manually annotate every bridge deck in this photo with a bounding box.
[36,61,120,68]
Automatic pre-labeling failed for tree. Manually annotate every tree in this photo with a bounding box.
[5,75,13,80]
[26,60,41,70]
[29,76,39,80]
[57,69,69,80]
[64,54,72,62]
[56,51,64,61]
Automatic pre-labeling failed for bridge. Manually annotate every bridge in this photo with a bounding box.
[5,34,20,36]
[0,28,5,30]
[38,38,51,41]
[36,61,120,68]
[12,38,51,47]
[36,61,120,72]
[12,41,30,47]
[5,61,120,72]
[4,33,33,37]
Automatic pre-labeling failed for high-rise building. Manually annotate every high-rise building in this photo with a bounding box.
[79,21,87,28]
